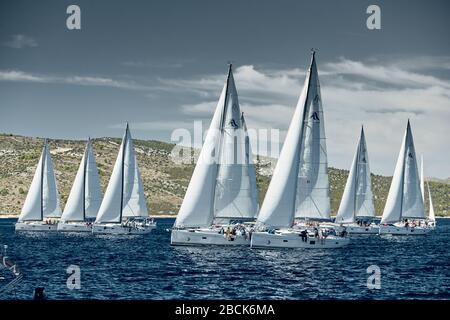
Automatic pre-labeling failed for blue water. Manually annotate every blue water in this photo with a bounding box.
[0,218,449,300]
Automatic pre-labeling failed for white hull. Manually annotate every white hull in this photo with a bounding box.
[57,222,92,233]
[322,223,379,235]
[379,225,431,235]
[343,225,379,234]
[171,229,250,246]
[92,223,156,235]
[250,230,350,249]
[15,221,58,232]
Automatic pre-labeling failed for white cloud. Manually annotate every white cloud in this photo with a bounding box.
[109,121,196,131]
[3,34,38,49]
[0,70,147,90]
[324,58,450,89]
[160,57,450,178]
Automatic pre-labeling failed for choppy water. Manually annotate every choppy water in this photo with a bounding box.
[0,218,449,300]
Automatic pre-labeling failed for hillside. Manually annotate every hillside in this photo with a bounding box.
[0,133,448,217]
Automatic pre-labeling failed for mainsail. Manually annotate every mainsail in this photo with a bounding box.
[175,65,259,228]
[61,139,102,222]
[95,124,148,224]
[257,51,330,228]
[381,121,425,224]
[336,126,375,224]
[18,140,62,221]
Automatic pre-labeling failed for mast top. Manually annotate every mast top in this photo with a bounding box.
[227,62,233,77]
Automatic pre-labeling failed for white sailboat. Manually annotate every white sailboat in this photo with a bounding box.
[251,51,349,249]
[379,121,430,235]
[332,126,379,234]
[92,124,156,235]
[421,156,436,229]
[15,140,62,232]
[171,65,259,246]
[426,182,436,229]
[58,139,103,232]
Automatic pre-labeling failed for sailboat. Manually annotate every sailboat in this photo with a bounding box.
[251,51,349,249]
[332,126,379,234]
[421,156,436,229]
[92,124,156,235]
[57,139,103,232]
[171,65,259,246]
[426,182,436,229]
[15,140,62,232]
[379,120,430,235]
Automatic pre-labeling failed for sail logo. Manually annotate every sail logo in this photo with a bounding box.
[311,112,320,121]
[408,152,414,159]
[229,119,239,128]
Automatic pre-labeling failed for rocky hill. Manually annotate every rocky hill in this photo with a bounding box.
[0,133,448,217]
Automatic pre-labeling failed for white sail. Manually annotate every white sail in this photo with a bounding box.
[175,66,259,227]
[214,74,259,220]
[295,53,330,221]
[257,51,329,228]
[381,121,425,224]
[19,140,62,221]
[243,113,260,218]
[336,127,375,224]
[61,139,102,222]
[121,129,148,218]
[95,125,148,224]
[420,155,425,203]
[427,182,435,222]
[173,71,226,228]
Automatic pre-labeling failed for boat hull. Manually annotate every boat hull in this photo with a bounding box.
[57,222,92,232]
[171,229,250,246]
[15,221,58,232]
[344,225,379,234]
[92,223,156,235]
[379,225,431,235]
[250,231,350,249]
[330,224,379,235]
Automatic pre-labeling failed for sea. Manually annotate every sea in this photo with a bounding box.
[0,218,449,300]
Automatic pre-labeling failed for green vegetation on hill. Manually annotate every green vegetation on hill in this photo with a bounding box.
[0,134,448,216]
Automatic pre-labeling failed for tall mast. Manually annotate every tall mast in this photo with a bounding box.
[119,125,128,223]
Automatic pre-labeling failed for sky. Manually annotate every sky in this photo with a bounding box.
[0,0,449,178]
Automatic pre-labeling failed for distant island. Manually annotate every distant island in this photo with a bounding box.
[0,133,448,217]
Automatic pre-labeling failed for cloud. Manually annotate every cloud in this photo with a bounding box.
[0,70,45,82]
[109,121,195,131]
[158,56,450,177]
[324,58,450,90]
[3,34,38,49]
[122,61,184,69]
[1,56,449,176]
[0,70,148,90]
